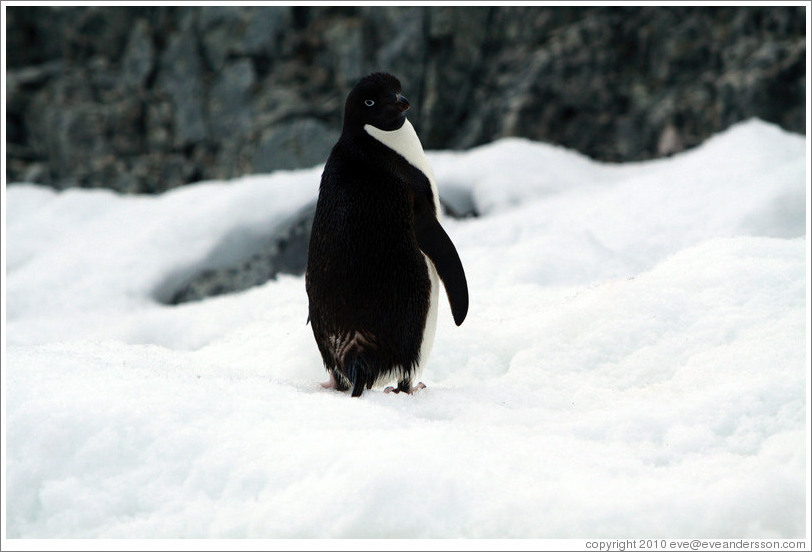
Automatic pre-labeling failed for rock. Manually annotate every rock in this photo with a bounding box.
[197,6,292,72]
[63,6,139,62]
[5,7,66,68]
[657,123,684,157]
[146,99,173,151]
[367,7,427,103]
[5,61,65,156]
[238,7,292,59]
[5,60,65,104]
[106,97,145,157]
[319,16,366,88]
[5,5,807,191]
[252,119,338,173]
[420,7,491,146]
[208,59,257,138]
[198,6,245,72]
[157,22,208,148]
[165,202,317,304]
[120,18,155,89]
[23,73,101,187]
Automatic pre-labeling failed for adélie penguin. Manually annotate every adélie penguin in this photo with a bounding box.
[305,72,468,397]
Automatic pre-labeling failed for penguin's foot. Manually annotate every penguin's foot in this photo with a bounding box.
[384,382,426,395]
[320,372,345,391]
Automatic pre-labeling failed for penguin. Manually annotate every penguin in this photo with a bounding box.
[305,72,468,397]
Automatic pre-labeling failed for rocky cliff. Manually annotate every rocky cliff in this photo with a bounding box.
[6,6,806,193]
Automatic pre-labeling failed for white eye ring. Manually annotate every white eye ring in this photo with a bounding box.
[364,99,375,107]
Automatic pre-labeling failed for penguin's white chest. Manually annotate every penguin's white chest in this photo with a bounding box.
[364,119,441,377]
[364,119,441,216]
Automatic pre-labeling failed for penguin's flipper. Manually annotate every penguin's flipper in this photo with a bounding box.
[413,195,469,326]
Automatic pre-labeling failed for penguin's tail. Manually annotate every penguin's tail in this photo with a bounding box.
[345,354,374,398]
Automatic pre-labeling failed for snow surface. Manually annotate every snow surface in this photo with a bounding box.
[2,119,809,540]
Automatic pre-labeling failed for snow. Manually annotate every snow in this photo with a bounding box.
[2,119,809,542]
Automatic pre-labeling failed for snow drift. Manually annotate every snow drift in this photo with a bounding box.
[3,119,808,539]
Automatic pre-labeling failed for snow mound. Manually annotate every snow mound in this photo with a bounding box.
[3,119,808,539]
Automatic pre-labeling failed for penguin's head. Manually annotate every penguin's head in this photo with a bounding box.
[343,72,410,133]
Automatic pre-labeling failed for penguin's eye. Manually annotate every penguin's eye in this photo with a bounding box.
[364,99,375,107]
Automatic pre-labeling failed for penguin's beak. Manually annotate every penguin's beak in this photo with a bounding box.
[395,94,410,113]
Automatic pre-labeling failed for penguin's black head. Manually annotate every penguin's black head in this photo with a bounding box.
[343,72,410,133]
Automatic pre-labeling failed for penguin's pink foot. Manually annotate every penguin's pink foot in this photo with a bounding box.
[320,372,340,389]
[384,382,427,394]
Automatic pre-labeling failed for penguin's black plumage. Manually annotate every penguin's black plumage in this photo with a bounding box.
[306,72,468,397]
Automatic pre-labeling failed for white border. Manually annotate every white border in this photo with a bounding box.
[2,2,810,550]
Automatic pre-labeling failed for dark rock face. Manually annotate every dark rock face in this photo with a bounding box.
[163,202,317,305]
[6,6,806,192]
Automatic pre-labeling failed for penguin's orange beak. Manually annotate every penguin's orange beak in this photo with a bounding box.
[395,94,410,113]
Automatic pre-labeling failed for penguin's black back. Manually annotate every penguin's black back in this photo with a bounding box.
[306,133,433,394]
